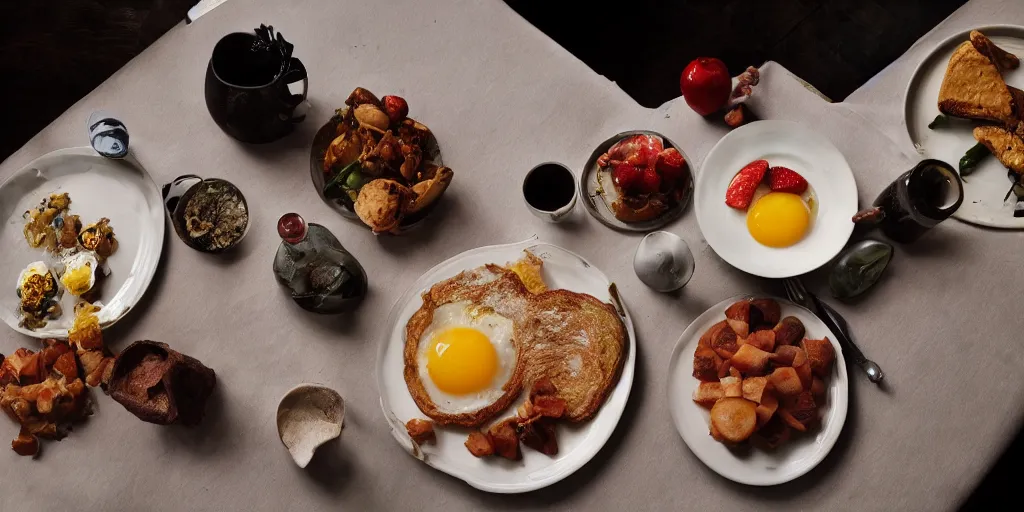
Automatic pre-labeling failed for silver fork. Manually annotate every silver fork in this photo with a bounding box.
[783,277,884,383]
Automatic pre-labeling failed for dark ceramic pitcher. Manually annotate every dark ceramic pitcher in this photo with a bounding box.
[204,27,308,143]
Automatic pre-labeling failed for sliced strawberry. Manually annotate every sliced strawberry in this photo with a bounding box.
[655,148,687,185]
[639,168,662,194]
[725,159,769,210]
[613,163,641,192]
[768,166,808,194]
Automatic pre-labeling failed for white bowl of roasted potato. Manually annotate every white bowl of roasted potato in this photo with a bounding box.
[667,295,848,486]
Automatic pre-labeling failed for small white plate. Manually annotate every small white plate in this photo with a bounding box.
[904,25,1024,228]
[0,147,164,338]
[666,294,849,486]
[376,238,636,493]
[695,120,858,278]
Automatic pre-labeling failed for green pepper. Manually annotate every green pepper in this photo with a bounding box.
[959,142,990,177]
[323,160,361,199]
[343,169,363,190]
[928,114,950,130]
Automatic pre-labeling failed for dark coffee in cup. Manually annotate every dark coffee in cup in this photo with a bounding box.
[524,163,576,212]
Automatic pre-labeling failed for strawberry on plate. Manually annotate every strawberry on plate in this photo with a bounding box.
[768,166,808,195]
[725,160,769,210]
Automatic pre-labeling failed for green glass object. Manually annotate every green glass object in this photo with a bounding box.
[830,239,893,299]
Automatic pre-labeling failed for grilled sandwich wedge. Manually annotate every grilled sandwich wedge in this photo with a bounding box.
[974,125,1024,183]
[938,32,1020,125]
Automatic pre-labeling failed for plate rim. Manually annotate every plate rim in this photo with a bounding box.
[901,23,1024,229]
[694,119,858,278]
[0,146,165,338]
[578,129,695,233]
[374,237,637,493]
[666,293,849,486]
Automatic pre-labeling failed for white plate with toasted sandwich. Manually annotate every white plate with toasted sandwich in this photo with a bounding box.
[667,295,848,486]
[376,238,635,493]
[904,25,1024,228]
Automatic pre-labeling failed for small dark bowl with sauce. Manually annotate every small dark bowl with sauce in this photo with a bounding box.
[162,175,250,253]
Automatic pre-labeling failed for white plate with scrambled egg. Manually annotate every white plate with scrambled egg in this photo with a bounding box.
[377,238,636,493]
[695,120,858,278]
[667,295,849,486]
[0,147,164,338]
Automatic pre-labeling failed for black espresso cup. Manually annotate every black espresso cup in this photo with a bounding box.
[204,27,308,143]
[854,159,963,243]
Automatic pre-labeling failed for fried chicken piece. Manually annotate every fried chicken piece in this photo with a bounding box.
[323,128,362,171]
[405,418,436,445]
[465,431,494,457]
[345,87,382,108]
[52,352,78,382]
[354,179,411,233]
[11,430,39,457]
[67,304,114,387]
[407,167,453,215]
[399,143,423,182]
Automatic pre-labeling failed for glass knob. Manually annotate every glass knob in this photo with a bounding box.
[278,213,307,243]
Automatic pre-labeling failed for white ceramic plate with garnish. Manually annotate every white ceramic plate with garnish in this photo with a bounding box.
[667,294,848,486]
[0,147,164,338]
[376,238,635,493]
[695,120,858,278]
[904,25,1024,228]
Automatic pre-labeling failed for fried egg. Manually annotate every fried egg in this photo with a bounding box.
[416,301,517,415]
[60,251,99,296]
[747,192,812,248]
[18,261,51,289]
[17,261,60,315]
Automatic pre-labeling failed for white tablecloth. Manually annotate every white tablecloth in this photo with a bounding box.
[0,0,1021,510]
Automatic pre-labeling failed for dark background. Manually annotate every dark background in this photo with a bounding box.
[0,0,1016,509]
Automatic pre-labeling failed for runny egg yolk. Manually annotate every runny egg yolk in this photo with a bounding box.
[62,263,93,296]
[427,327,498,395]
[746,192,810,248]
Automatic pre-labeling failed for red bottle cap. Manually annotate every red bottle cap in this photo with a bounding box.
[277,213,307,243]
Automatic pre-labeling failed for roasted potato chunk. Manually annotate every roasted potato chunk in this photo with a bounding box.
[744,330,776,352]
[730,344,771,375]
[710,397,758,443]
[741,377,772,404]
[724,300,751,337]
[769,367,803,396]
[772,316,805,346]
[693,382,724,408]
[800,338,836,377]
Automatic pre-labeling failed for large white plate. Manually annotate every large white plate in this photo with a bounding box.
[667,294,849,486]
[376,238,636,493]
[695,121,858,278]
[904,25,1024,228]
[0,147,164,338]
